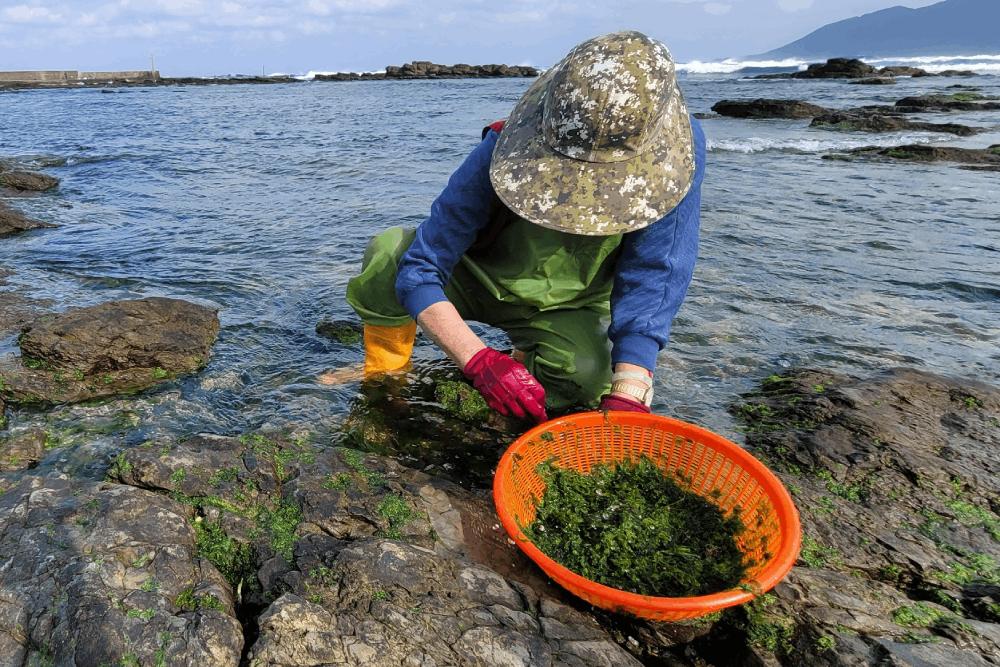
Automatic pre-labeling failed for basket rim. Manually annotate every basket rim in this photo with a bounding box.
[492,411,802,614]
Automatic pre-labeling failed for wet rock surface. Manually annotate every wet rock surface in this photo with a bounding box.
[0,202,56,238]
[0,168,59,192]
[705,368,1000,665]
[106,432,638,665]
[810,111,980,136]
[711,98,830,119]
[0,428,47,472]
[0,297,220,405]
[1,366,997,664]
[825,144,1000,170]
[0,475,244,666]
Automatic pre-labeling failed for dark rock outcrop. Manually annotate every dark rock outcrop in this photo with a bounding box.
[877,65,929,77]
[0,297,220,405]
[316,62,539,82]
[711,98,830,119]
[826,144,1000,170]
[0,168,59,192]
[810,111,980,136]
[708,368,1000,665]
[0,202,56,237]
[0,475,244,665]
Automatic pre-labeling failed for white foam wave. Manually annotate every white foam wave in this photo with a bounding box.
[677,53,1000,76]
[707,133,944,155]
[676,58,806,74]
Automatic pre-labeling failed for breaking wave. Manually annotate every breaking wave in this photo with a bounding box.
[707,133,944,155]
[677,54,1000,76]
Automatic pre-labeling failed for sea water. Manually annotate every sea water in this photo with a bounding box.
[1,59,998,473]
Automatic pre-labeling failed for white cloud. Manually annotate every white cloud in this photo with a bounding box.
[776,0,814,12]
[703,2,731,15]
[1,4,63,23]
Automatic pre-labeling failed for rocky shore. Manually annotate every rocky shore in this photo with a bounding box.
[0,62,538,91]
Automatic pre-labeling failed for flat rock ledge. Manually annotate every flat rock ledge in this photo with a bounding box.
[825,144,1000,171]
[0,297,219,405]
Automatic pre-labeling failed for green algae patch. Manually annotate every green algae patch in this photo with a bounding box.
[434,380,491,422]
[315,320,363,345]
[193,518,256,591]
[524,457,748,597]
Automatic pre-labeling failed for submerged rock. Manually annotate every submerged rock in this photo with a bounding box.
[826,144,1000,170]
[810,111,980,136]
[0,475,244,665]
[315,318,363,345]
[0,168,59,192]
[0,297,220,405]
[0,201,56,238]
[711,98,829,119]
[707,368,1000,665]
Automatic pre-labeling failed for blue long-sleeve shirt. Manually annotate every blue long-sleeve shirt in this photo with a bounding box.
[396,118,705,372]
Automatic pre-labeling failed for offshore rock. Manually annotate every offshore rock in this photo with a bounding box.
[0,201,56,238]
[894,93,1000,113]
[825,144,1000,170]
[848,77,897,85]
[810,111,980,136]
[707,368,1000,665]
[711,98,830,119]
[0,297,219,405]
[0,168,59,192]
[316,62,540,81]
[754,58,876,79]
[0,475,243,665]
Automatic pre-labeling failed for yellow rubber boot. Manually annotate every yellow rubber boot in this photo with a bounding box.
[363,321,417,376]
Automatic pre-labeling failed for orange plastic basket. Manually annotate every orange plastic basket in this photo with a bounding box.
[493,412,801,622]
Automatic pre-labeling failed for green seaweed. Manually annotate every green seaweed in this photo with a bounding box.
[192,518,256,591]
[524,457,748,597]
[377,494,415,539]
[434,380,491,421]
[174,587,224,612]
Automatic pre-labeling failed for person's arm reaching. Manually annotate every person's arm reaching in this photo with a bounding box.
[396,130,548,422]
[602,118,706,412]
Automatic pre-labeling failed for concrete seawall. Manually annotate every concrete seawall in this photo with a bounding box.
[0,70,159,84]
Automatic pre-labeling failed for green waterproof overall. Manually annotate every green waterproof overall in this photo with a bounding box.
[346,211,624,410]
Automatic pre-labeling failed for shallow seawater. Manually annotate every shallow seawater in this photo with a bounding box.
[1,72,998,481]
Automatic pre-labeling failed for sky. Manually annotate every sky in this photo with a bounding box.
[0,0,942,76]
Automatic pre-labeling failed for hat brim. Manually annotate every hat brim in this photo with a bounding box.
[489,68,696,236]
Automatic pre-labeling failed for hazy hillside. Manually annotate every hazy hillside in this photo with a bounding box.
[756,0,1000,59]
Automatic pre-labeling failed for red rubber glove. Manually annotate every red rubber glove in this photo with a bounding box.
[463,348,548,423]
[599,394,651,413]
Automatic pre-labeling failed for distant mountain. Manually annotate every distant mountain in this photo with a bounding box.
[755,0,1000,60]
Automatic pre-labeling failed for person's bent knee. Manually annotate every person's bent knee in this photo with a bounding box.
[531,344,611,411]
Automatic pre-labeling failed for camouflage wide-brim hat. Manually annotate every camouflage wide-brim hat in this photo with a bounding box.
[490,31,695,236]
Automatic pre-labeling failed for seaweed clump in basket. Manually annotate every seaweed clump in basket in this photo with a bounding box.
[524,457,749,597]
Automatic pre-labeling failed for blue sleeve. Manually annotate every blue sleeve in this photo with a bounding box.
[395,132,499,318]
[608,117,706,371]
